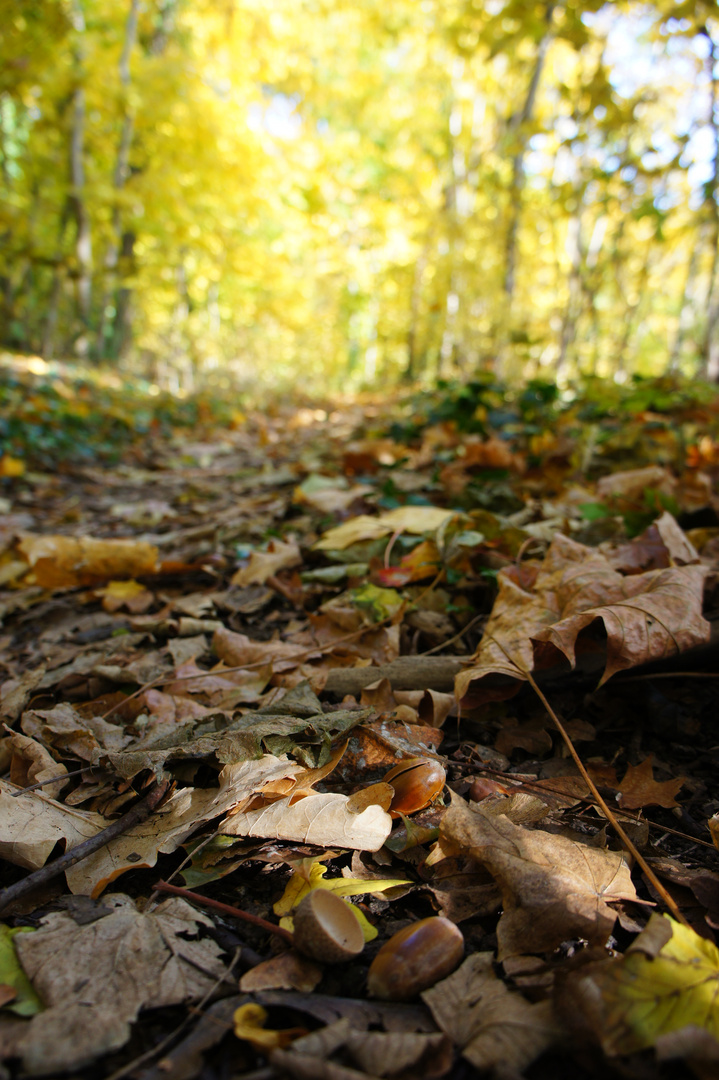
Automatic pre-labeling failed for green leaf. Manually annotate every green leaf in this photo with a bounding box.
[0,925,44,1017]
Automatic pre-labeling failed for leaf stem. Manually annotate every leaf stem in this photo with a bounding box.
[153,880,295,945]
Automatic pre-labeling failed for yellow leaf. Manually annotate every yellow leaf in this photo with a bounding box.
[0,456,25,478]
[599,915,719,1055]
[314,506,455,551]
[233,1003,305,1050]
[273,860,411,943]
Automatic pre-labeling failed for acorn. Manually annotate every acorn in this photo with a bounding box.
[292,889,365,965]
[367,916,464,1000]
[383,757,446,818]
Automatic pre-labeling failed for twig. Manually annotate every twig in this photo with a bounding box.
[485,635,692,929]
[144,826,222,911]
[466,761,716,849]
[10,767,92,796]
[419,613,485,656]
[0,780,169,914]
[153,880,295,945]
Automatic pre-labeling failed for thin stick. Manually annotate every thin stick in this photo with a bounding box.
[144,826,222,911]
[10,767,92,797]
[466,761,716,850]
[153,880,295,945]
[485,635,691,929]
[525,669,691,927]
[0,780,169,914]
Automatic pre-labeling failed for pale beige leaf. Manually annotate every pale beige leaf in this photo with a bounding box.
[231,540,302,586]
[0,781,105,869]
[222,791,392,851]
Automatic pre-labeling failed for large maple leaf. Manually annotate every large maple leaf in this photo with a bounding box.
[456,529,710,708]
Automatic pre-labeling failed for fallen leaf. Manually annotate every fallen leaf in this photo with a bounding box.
[5,895,227,1075]
[422,952,557,1072]
[222,791,392,851]
[18,534,158,588]
[440,794,636,958]
[231,539,303,586]
[239,951,323,994]
[457,530,710,707]
[568,914,719,1056]
[0,926,43,1017]
[314,506,455,551]
[233,1002,306,1050]
[617,755,685,810]
[96,579,154,614]
[7,732,69,800]
[269,1017,452,1080]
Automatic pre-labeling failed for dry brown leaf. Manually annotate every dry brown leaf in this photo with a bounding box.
[4,894,226,1075]
[269,1017,451,1080]
[595,465,678,506]
[617,755,685,810]
[213,626,312,670]
[221,791,392,851]
[231,539,303,586]
[456,530,710,707]
[17,534,158,588]
[7,732,69,800]
[422,952,557,1072]
[21,702,132,761]
[440,794,636,958]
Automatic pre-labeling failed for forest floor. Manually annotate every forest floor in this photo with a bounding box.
[0,369,719,1080]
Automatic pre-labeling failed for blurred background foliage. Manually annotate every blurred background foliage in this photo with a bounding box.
[1,0,719,393]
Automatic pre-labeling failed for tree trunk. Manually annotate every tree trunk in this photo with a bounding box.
[98,0,140,357]
[503,3,556,305]
[68,0,92,348]
[700,26,719,379]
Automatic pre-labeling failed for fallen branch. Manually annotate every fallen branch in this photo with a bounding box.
[324,655,469,695]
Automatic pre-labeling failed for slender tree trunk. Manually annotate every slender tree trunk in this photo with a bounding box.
[700,27,719,379]
[41,271,64,359]
[503,3,556,304]
[669,239,701,371]
[113,230,136,359]
[99,0,140,356]
[68,0,92,350]
[404,241,431,381]
[557,211,583,380]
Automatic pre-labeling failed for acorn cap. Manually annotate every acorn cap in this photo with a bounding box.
[292,888,365,964]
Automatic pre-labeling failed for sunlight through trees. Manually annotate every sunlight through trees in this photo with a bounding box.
[1,1,718,389]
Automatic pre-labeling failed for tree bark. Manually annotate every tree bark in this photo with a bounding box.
[503,3,556,305]
[68,0,92,345]
[700,26,719,379]
[98,0,140,357]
